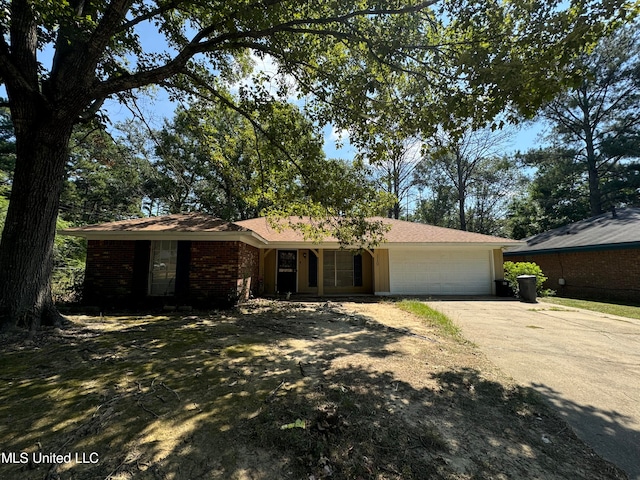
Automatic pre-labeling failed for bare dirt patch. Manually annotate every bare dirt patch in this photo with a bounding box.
[0,299,627,479]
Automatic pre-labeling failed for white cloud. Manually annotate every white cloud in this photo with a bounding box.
[329,125,350,142]
[323,125,355,160]
[231,52,300,102]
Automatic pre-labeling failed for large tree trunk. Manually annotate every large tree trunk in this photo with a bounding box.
[587,158,602,217]
[0,110,73,331]
[577,87,603,217]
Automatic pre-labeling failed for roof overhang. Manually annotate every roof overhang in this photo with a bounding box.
[504,241,640,256]
[381,242,524,249]
[58,229,269,248]
[254,241,523,250]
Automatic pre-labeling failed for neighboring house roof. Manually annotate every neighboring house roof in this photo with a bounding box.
[504,207,640,255]
[61,213,521,248]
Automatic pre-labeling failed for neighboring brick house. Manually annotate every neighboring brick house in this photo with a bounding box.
[504,208,640,303]
[62,213,520,309]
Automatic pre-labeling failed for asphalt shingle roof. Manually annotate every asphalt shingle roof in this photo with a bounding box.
[63,213,250,233]
[234,216,519,244]
[505,207,640,254]
[62,213,520,246]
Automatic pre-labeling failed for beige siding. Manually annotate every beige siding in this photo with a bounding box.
[298,249,319,294]
[260,248,371,295]
[493,249,504,279]
[263,249,276,294]
[374,249,390,293]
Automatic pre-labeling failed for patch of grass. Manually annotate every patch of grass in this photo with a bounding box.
[541,297,640,320]
[396,300,462,339]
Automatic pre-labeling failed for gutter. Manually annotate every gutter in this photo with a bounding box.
[57,229,270,248]
[503,241,640,256]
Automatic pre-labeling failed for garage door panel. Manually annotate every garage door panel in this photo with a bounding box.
[389,250,491,295]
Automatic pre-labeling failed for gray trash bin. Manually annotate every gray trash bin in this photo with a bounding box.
[516,275,537,303]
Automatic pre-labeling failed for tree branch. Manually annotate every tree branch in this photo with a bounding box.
[9,0,39,89]
[87,0,136,58]
[48,0,135,109]
[90,0,437,100]
[194,1,437,52]
[116,0,183,33]
[180,71,312,186]
[0,35,40,96]
[77,97,107,122]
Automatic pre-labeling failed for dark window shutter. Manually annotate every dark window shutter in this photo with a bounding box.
[132,240,151,296]
[308,251,318,287]
[354,254,363,287]
[175,240,191,298]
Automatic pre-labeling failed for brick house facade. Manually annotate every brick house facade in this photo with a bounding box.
[63,213,520,307]
[506,247,640,303]
[504,208,640,304]
[83,238,259,309]
[189,241,259,304]
[84,240,137,305]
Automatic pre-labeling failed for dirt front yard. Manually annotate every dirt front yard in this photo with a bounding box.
[0,299,627,479]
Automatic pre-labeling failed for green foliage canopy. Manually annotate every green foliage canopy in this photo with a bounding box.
[506,23,640,239]
[61,123,147,224]
[506,147,592,239]
[540,22,640,216]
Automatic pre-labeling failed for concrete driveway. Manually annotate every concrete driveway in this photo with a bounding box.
[425,298,640,480]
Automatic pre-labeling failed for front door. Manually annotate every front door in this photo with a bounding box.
[277,250,297,293]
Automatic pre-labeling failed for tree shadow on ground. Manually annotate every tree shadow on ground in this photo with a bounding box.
[530,382,639,480]
[0,300,629,480]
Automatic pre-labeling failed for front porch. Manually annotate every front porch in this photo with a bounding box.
[259,248,391,296]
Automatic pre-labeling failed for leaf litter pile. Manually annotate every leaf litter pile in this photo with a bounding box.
[0,299,627,479]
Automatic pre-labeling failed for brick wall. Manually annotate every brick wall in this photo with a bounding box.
[189,241,239,303]
[238,242,260,299]
[506,247,640,303]
[188,241,259,305]
[84,239,261,308]
[84,240,136,304]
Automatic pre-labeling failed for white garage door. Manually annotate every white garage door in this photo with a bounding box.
[389,249,492,295]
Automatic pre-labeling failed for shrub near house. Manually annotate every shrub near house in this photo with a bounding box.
[503,261,549,297]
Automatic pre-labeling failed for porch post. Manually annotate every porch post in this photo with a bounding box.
[259,249,273,295]
[317,249,324,296]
